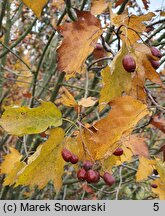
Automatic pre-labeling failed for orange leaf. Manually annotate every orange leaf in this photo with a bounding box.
[91,0,108,15]
[77,96,149,160]
[57,10,102,76]
[123,134,149,158]
[60,87,77,107]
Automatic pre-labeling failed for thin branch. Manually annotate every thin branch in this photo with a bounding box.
[0,18,37,58]
[148,18,165,27]
[50,72,65,102]
[0,41,33,72]
[145,87,165,111]
[30,31,55,107]
[87,57,113,71]
[0,0,7,31]
[115,166,122,200]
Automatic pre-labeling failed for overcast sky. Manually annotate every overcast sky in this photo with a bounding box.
[136,0,165,11]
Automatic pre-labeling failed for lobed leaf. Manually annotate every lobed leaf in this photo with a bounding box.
[0,101,62,136]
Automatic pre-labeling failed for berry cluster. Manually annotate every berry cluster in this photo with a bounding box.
[77,161,100,183]
[122,47,162,73]
[61,148,79,164]
[61,147,126,187]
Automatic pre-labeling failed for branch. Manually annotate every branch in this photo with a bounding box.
[0,18,37,59]
[87,57,113,71]
[0,0,7,31]
[0,41,32,72]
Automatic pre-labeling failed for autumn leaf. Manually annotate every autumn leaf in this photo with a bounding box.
[129,43,163,102]
[78,97,97,107]
[136,156,155,182]
[57,10,102,76]
[3,162,26,186]
[123,134,149,158]
[0,148,26,186]
[0,101,62,136]
[155,159,165,183]
[15,128,65,191]
[150,115,165,133]
[21,0,48,18]
[0,148,22,175]
[112,12,155,45]
[91,0,108,15]
[151,179,165,200]
[60,87,77,107]
[99,44,132,110]
[102,145,133,172]
[77,96,149,160]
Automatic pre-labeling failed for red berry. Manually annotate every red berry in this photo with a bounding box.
[150,60,160,69]
[94,171,100,183]
[95,43,103,50]
[122,55,136,72]
[85,170,100,183]
[103,172,116,186]
[113,147,123,156]
[151,47,162,59]
[83,160,93,171]
[61,148,72,162]
[70,154,79,164]
[151,183,158,188]
[77,168,87,181]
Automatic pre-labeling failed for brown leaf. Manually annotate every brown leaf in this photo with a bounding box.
[123,134,149,158]
[150,115,165,133]
[57,10,102,76]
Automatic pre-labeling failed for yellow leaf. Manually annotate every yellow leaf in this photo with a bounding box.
[102,155,119,173]
[21,0,49,18]
[112,12,155,45]
[0,148,22,174]
[57,10,102,76]
[77,96,149,160]
[151,179,165,200]
[91,0,108,15]
[136,156,155,182]
[61,87,77,107]
[117,145,133,164]
[3,162,26,186]
[99,44,132,110]
[0,101,62,136]
[64,137,84,160]
[78,97,97,107]
[16,128,65,191]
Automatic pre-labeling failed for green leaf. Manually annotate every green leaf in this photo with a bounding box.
[0,101,62,136]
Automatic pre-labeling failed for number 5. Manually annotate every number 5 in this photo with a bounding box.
[153,203,159,211]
